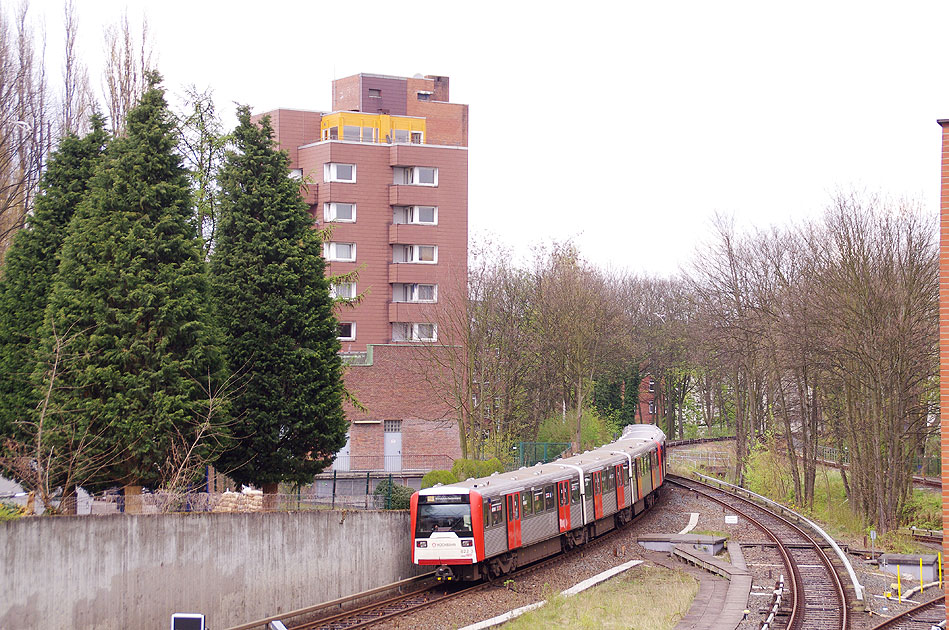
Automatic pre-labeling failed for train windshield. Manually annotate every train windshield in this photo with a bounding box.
[416,494,472,537]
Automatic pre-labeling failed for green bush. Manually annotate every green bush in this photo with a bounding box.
[900,489,941,530]
[0,501,25,522]
[421,469,458,489]
[373,478,413,510]
[451,457,505,481]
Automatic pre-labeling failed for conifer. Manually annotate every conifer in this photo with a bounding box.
[0,115,109,438]
[211,107,346,489]
[39,74,225,489]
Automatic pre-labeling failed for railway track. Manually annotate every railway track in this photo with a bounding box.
[868,595,946,629]
[236,493,657,630]
[669,474,849,630]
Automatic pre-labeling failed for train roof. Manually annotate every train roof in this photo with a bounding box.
[420,424,666,498]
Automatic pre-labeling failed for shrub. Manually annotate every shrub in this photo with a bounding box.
[900,489,941,530]
[421,469,458,489]
[373,478,413,510]
[535,409,611,450]
[0,501,25,521]
[451,457,505,481]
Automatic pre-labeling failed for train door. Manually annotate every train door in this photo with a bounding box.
[592,471,603,519]
[615,464,625,509]
[505,492,522,549]
[635,457,643,500]
[557,480,571,532]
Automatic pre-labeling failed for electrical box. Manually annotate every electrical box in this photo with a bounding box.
[171,613,205,630]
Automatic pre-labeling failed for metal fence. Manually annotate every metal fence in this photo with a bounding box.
[816,445,940,478]
[513,442,570,468]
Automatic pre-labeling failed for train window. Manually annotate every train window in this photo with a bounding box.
[484,498,490,528]
[571,480,580,504]
[544,485,555,511]
[606,468,614,492]
[584,475,592,498]
[491,499,503,526]
[559,482,569,507]
[522,492,532,517]
[507,495,514,522]
[533,489,544,513]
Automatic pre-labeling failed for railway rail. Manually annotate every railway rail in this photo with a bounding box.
[669,474,849,630]
[867,596,946,630]
[232,493,657,630]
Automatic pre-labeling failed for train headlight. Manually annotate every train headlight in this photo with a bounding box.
[461,540,473,547]
[416,541,428,548]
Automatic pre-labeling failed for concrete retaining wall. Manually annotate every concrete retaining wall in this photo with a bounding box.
[1,510,417,629]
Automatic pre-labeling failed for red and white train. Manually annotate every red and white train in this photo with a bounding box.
[410,424,667,581]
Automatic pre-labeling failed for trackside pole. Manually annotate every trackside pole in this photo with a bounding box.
[897,566,901,602]
[939,552,943,588]
[920,558,923,592]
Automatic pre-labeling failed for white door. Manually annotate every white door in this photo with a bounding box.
[332,433,351,471]
[384,420,402,471]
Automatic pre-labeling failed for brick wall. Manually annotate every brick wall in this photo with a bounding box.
[939,119,949,602]
[343,344,463,463]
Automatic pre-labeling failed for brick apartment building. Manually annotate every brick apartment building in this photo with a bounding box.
[938,118,949,602]
[255,73,468,475]
[636,375,661,424]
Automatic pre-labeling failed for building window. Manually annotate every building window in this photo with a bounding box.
[392,322,437,342]
[369,88,382,98]
[324,202,355,222]
[411,131,423,144]
[393,166,437,186]
[324,242,356,262]
[330,282,356,299]
[392,283,437,303]
[384,419,402,433]
[393,244,437,264]
[362,127,376,143]
[338,322,355,341]
[648,400,656,415]
[393,206,437,225]
[417,91,431,101]
[648,379,655,393]
[324,163,355,183]
[343,125,360,141]
[323,127,339,141]
[392,129,410,143]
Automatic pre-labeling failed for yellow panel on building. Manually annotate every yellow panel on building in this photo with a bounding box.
[321,112,426,144]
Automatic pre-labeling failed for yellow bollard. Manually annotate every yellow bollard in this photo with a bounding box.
[938,551,942,588]
[920,558,923,592]
[897,565,902,603]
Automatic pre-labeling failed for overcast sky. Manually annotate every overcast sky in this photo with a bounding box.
[30,0,949,276]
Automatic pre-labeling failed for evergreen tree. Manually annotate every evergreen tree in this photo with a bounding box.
[0,115,109,439]
[39,73,225,489]
[620,369,642,426]
[211,106,346,491]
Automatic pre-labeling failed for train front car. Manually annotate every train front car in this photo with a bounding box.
[410,486,484,582]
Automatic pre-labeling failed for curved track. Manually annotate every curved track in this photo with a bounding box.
[669,474,848,630]
[868,596,946,629]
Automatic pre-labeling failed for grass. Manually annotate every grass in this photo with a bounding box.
[501,565,697,630]
[742,444,940,551]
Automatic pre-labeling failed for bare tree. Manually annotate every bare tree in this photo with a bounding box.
[810,193,937,531]
[102,11,153,135]
[176,86,227,257]
[0,320,129,514]
[59,0,93,137]
[0,1,50,261]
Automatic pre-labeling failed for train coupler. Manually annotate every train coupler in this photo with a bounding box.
[434,565,455,582]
